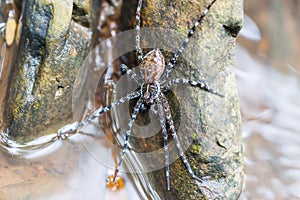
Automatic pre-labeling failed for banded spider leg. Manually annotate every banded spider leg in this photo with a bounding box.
[161,0,218,83]
[111,0,221,189]
[57,0,221,191]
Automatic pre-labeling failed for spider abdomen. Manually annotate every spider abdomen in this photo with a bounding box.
[141,48,165,83]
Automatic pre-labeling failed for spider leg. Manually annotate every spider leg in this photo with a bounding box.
[156,97,170,190]
[160,94,203,182]
[120,63,143,84]
[57,91,141,139]
[162,0,217,81]
[163,78,224,97]
[112,97,143,182]
[135,0,143,62]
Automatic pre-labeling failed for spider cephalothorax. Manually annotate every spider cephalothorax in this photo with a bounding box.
[141,82,160,104]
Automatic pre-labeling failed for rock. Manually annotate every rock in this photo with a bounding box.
[4,0,91,142]
[118,0,244,199]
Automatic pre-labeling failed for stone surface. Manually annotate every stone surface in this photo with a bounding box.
[118,0,244,199]
[4,0,91,142]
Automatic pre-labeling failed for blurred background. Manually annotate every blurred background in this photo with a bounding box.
[0,0,300,199]
[237,0,300,199]
[240,0,300,71]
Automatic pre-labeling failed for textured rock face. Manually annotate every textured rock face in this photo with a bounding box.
[4,0,91,142]
[121,0,244,199]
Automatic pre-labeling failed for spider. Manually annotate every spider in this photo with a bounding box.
[57,0,223,191]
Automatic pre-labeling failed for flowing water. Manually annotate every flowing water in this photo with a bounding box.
[236,45,300,199]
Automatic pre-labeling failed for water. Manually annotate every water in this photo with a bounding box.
[0,125,141,200]
[237,1,300,198]
[236,45,300,199]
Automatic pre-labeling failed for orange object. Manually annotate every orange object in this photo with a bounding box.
[106,174,125,192]
[5,9,16,46]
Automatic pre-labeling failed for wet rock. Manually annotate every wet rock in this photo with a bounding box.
[118,0,244,199]
[72,0,92,27]
[4,0,91,142]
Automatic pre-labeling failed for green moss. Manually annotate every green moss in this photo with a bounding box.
[190,143,202,155]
